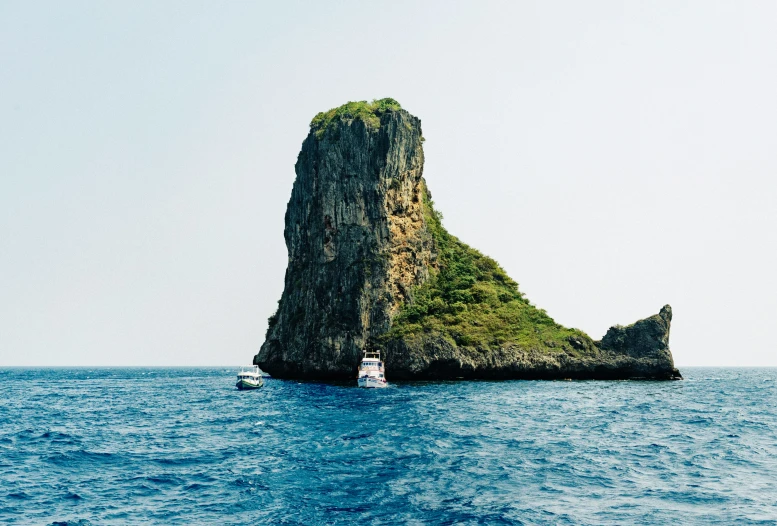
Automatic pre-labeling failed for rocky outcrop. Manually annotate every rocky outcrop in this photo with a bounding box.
[382,305,680,380]
[255,100,434,378]
[254,99,681,381]
[596,305,680,379]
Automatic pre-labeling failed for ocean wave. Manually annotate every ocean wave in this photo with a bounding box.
[0,367,775,524]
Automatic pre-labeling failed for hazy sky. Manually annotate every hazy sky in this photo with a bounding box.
[2,1,776,366]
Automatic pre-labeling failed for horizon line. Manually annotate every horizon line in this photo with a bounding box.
[2,364,777,368]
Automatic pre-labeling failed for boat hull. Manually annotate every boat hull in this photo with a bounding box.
[236,378,263,390]
[357,376,388,388]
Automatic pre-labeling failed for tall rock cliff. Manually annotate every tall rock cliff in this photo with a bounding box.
[254,99,681,380]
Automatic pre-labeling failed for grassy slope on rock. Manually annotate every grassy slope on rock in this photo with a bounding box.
[386,188,593,356]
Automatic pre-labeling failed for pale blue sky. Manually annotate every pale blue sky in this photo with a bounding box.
[2,1,776,366]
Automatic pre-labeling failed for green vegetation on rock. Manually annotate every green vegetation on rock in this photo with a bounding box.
[310,98,402,138]
[385,188,593,355]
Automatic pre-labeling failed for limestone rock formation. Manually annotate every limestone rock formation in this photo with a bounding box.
[254,99,681,381]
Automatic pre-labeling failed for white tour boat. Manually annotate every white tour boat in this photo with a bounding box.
[236,365,264,390]
[357,350,388,388]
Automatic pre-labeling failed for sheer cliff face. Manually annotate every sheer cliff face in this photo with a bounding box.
[255,108,434,378]
[255,101,680,381]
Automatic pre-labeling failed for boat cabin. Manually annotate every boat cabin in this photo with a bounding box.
[360,350,384,370]
[237,365,260,378]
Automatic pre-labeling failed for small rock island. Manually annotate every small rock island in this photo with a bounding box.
[254,99,681,381]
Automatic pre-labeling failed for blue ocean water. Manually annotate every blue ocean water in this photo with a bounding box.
[0,368,775,525]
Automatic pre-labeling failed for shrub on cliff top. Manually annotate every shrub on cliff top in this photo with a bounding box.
[311,98,402,137]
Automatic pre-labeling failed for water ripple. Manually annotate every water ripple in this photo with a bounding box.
[0,367,776,524]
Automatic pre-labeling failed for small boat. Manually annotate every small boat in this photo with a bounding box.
[357,350,388,388]
[236,365,264,390]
